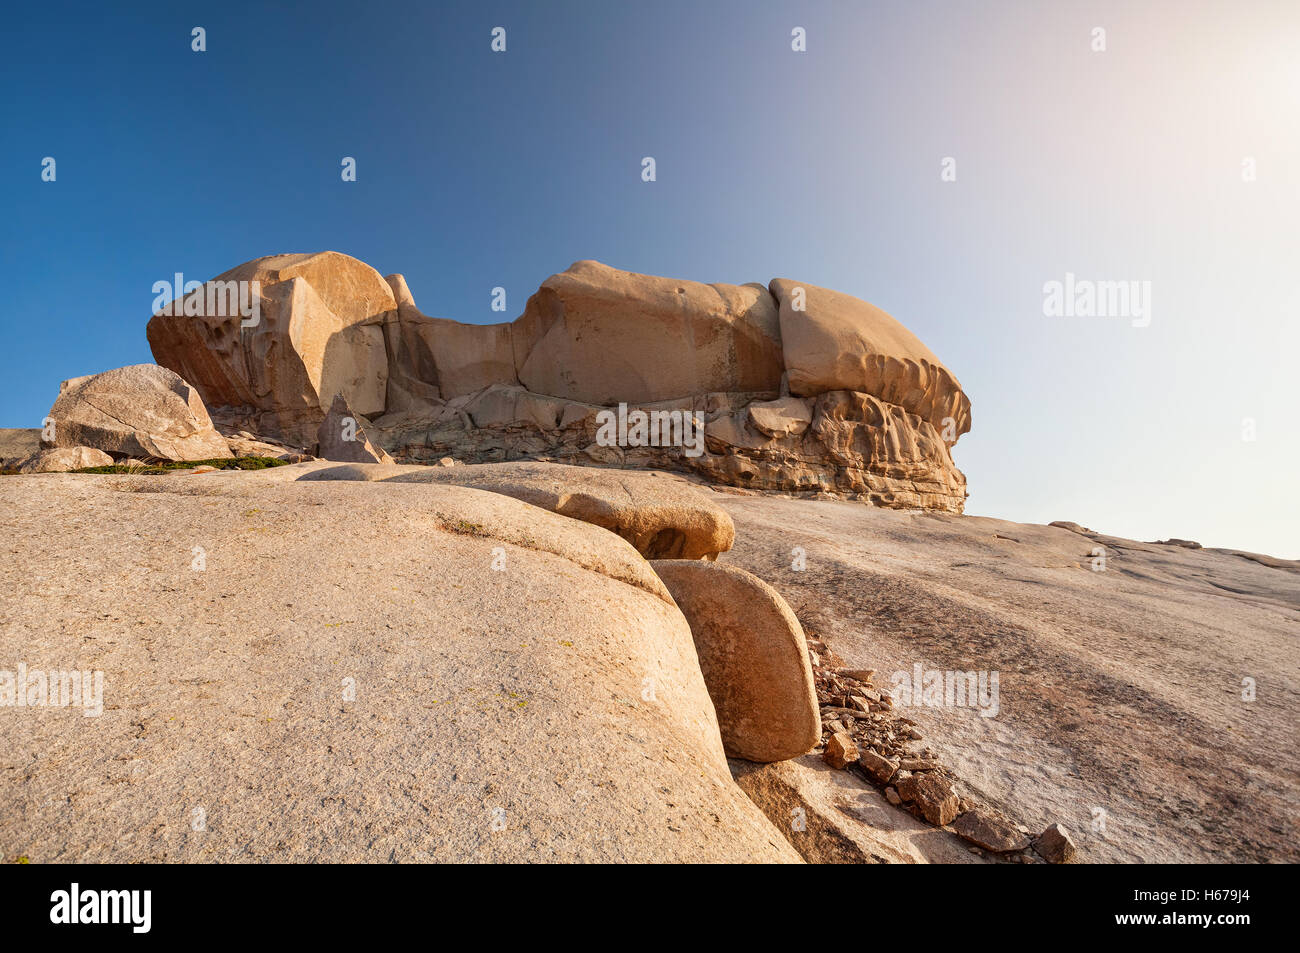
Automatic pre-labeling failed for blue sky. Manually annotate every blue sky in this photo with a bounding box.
[2,0,1297,556]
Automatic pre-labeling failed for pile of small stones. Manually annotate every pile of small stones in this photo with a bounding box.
[806,631,1077,864]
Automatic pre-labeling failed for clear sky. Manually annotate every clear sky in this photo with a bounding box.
[2,0,1297,557]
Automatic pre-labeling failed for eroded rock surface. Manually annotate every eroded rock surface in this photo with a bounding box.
[42,364,232,462]
[716,493,1300,863]
[300,460,735,560]
[145,253,970,512]
[15,446,113,473]
[316,394,395,465]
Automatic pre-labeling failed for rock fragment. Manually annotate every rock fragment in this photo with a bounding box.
[857,749,899,783]
[1034,823,1078,863]
[316,394,394,464]
[895,772,960,826]
[823,732,858,769]
[952,810,1032,852]
[43,364,232,461]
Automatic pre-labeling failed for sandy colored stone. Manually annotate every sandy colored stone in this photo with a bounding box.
[718,493,1300,862]
[316,395,395,464]
[0,428,41,468]
[858,748,899,784]
[952,809,1031,852]
[514,260,782,404]
[147,253,394,445]
[145,252,974,514]
[769,278,970,436]
[896,772,960,826]
[221,432,299,458]
[649,560,819,763]
[301,460,735,560]
[42,364,232,462]
[747,396,813,437]
[696,388,967,511]
[14,446,114,473]
[419,318,518,400]
[297,462,416,482]
[0,472,798,863]
[823,732,859,769]
[462,384,567,430]
[1034,823,1078,863]
[730,754,983,864]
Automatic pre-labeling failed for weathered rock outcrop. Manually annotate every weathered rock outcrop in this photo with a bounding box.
[299,460,734,560]
[147,253,970,511]
[42,364,232,461]
[769,279,971,436]
[316,394,394,464]
[146,252,394,443]
[0,428,41,469]
[15,446,114,473]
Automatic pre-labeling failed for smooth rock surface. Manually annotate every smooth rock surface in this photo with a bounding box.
[514,260,783,405]
[716,493,1300,862]
[0,470,798,862]
[650,560,820,763]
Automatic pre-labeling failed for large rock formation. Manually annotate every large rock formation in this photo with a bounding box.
[513,260,784,404]
[146,253,394,443]
[0,468,800,862]
[42,364,232,462]
[147,253,970,511]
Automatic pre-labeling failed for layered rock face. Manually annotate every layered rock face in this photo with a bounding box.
[147,253,970,511]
